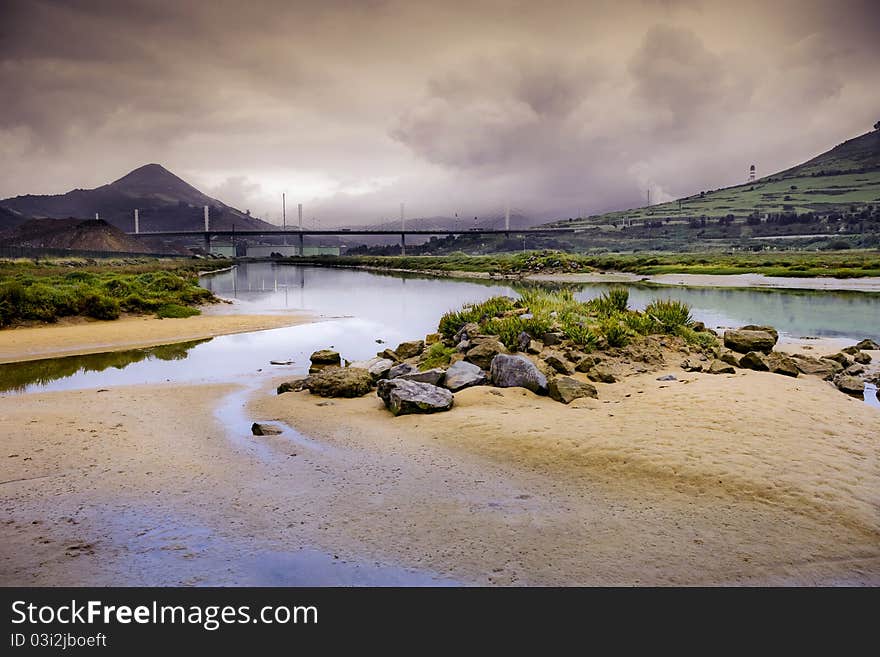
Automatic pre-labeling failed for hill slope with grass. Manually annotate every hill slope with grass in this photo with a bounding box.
[550,126,880,228]
[0,164,276,234]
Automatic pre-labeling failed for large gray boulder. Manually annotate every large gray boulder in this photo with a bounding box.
[489,354,548,394]
[465,339,508,370]
[305,367,374,398]
[388,362,417,379]
[350,356,395,381]
[835,375,865,397]
[443,360,487,391]
[723,329,777,354]
[398,368,445,386]
[376,379,454,416]
[548,376,597,404]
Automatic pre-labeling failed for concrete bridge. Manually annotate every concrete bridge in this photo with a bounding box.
[126,226,583,256]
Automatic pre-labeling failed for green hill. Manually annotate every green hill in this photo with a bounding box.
[552,126,880,228]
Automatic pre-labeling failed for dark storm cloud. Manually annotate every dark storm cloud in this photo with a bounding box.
[0,0,878,221]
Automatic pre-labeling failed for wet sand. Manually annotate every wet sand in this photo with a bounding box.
[0,311,312,364]
[2,353,878,585]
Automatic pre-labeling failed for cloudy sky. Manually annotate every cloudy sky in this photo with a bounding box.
[1,0,878,225]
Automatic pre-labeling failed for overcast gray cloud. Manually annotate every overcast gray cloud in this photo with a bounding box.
[1,0,878,224]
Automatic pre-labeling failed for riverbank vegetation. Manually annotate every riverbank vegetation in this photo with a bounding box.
[0,257,228,326]
[438,288,713,353]
[290,249,880,279]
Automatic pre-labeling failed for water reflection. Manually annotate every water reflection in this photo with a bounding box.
[0,339,210,393]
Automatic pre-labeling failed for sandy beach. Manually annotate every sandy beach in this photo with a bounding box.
[0,311,313,363]
[1,338,878,585]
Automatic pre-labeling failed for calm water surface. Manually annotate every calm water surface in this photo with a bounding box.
[1,262,877,396]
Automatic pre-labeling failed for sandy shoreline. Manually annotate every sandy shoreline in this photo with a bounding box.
[0,310,313,364]
[1,338,878,585]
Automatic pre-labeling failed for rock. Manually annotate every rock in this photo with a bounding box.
[680,358,704,372]
[350,357,395,381]
[739,325,779,342]
[835,375,865,397]
[425,333,441,345]
[542,331,564,346]
[822,352,852,367]
[575,355,600,373]
[766,352,798,377]
[707,359,736,374]
[453,322,481,344]
[840,346,861,355]
[251,422,282,436]
[389,363,417,379]
[586,365,616,383]
[376,379,454,416]
[489,354,548,394]
[723,329,777,354]
[789,354,841,379]
[305,367,374,398]
[395,340,425,360]
[517,331,532,352]
[718,349,740,367]
[270,359,293,365]
[656,374,677,381]
[692,321,706,332]
[541,350,574,374]
[845,364,866,376]
[309,349,341,372]
[443,360,487,392]
[310,349,341,365]
[527,339,544,355]
[854,352,871,365]
[855,339,879,351]
[738,351,769,371]
[455,340,470,352]
[465,339,508,370]
[548,376,598,404]
[277,378,309,394]
[377,348,400,362]
[398,368,445,386]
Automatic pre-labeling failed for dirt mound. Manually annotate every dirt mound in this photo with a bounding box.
[1,217,152,252]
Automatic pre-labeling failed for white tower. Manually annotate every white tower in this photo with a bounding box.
[134,209,139,233]
[204,205,209,231]
[400,202,405,231]
[749,164,756,182]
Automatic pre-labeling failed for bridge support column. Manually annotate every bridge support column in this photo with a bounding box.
[298,232,304,256]
[203,233,211,255]
[401,233,406,256]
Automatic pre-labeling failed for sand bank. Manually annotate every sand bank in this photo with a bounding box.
[2,345,877,585]
[0,311,312,364]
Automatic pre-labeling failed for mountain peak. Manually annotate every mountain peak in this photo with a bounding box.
[108,163,212,206]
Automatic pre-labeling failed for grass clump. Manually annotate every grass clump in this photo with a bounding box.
[420,342,456,370]
[155,303,200,319]
[644,299,693,331]
[588,287,629,317]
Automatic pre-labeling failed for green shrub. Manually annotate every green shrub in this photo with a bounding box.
[623,312,656,335]
[564,323,599,350]
[676,326,718,349]
[81,293,120,320]
[420,342,456,370]
[155,303,200,319]
[644,298,693,331]
[599,317,630,347]
[589,287,629,316]
[481,316,525,350]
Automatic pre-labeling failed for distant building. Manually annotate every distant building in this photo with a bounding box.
[749,164,756,182]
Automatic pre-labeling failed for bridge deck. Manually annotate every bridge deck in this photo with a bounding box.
[127,228,580,237]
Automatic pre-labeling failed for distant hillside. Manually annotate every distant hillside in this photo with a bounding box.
[354,211,540,233]
[0,218,164,252]
[0,164,277,234]
[548,125,880,228]
[0,205,30,232]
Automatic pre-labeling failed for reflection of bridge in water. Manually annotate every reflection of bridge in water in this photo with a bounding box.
[127,227,584,256]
